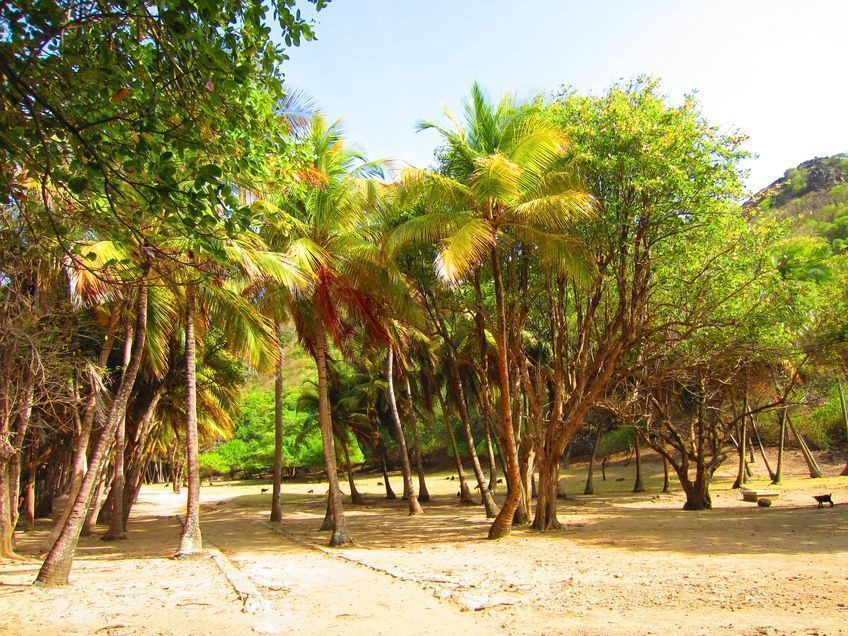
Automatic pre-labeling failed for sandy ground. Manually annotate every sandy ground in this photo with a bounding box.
[1,449,847,635]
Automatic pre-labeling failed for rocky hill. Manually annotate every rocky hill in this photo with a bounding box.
[745,154,848,250]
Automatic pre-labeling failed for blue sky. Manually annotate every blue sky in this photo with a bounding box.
[281,1,848,193]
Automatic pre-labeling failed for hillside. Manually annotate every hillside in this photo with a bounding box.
[746,153,848,249]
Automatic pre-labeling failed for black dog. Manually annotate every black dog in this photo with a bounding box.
[261,488,269,494]
[813,494,834,508]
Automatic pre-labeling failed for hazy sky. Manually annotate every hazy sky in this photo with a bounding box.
[281,1,848,193]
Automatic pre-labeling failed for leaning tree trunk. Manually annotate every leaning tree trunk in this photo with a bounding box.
[632,428,645,493]
[446,354,497,517]
[786,412,822,479]
[436,390,473,504]
[43,326,117,551]
[103,326,134,540]
[81,464,109,537]
[487,252,522,540]
[750,414,775,481]
[484,419,498,492]
[404,376,430,503]
[314,319,354,546]
[177,284,202,557]
[386,346,422,515]
[270,350,284,523]
[341,437,364,505]
[37,269,149,586]
[377,438,396,500]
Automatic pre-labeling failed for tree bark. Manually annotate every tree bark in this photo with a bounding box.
[386,346,422,515]
[531,451,562,530]
[632,428,645,493]
[377,438,396,500]
[661,453,670,493]
[103,325,134,540]
[773,408,786,484]
[786,412,822,478]
[484,419,498,492]
[436,389,473,503]
[584,426,600,495]
[270,349,284,523]
[750,414,775,481]
[487,251,522,540]
[341,437,364,505]
[404,375,430,503]
[36,267,149,586]
[314,318,354,546]
[176,283,203,557]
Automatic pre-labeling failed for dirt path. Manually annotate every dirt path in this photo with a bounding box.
[2,450,847,635]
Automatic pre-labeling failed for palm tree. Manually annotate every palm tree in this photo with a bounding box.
[271,115,390,546]
[391,83,594,539]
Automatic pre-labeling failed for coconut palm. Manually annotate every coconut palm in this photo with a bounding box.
[390,83,595,539]
[269,115,391,546]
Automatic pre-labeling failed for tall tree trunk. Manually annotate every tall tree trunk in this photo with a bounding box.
[487,251,521,540]
[584,426,600,495]
[37,268,149,586]
[103,326,134,540]
[661,452,670,493]
[377,438,396,500]
[0,389,18,558]
[436,389,472,503]
[773,408,786,484]
[122,389,165,527]
[270,348,284,523]
[177,284,202,556]
[386,346,422,515]
[632,428,645,493]
[404,376,430,503]
[314,319,353,546]
[785,412,822,478]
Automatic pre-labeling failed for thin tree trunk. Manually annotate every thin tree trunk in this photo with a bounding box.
[437,389,473,503]
[750,414,775,481]
[584,426,600,495]
[270,349,284,523]
[404,376,430,503]
[341,437,364,505]
[81,463,109,537]
[632,428,645,493]
[773,408,786,484]
[447,354,497,516]
[177,284,202,556]
[386,346,422,515]
[484,418,498,492]
[314,319,353,546]
[662,452,670,493]
[487,251,522,540]
[377,438,396,500]
[103,326,134,540]
[37,268,149,586]
[23,460,35,531]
